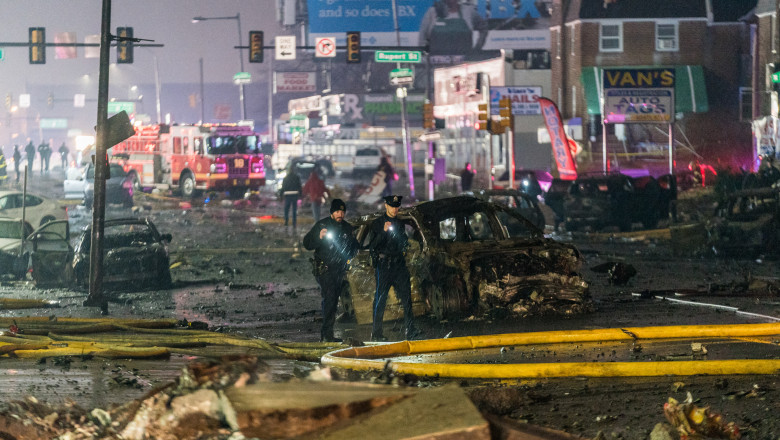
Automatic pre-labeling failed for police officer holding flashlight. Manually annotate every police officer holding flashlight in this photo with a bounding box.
[368,195,420,341]
[303,198,359,342]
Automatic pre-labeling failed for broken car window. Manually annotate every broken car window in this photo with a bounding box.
[496,211,534,238]
[468,212,494,241]
[439,217,456,241]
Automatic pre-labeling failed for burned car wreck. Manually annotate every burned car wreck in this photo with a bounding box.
[17,217,172,290]
[707,186,780,258]
[344,197,590,324]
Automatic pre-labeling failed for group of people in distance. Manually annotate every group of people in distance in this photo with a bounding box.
[0,139,70,186]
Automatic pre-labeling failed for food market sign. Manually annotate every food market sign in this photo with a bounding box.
[602,68,674,124]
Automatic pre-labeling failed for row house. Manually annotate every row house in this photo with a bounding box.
[550,0,755,174]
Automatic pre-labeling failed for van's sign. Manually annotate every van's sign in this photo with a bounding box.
[602,68,675,124]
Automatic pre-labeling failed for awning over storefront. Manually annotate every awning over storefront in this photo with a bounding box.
[581,65,709,115]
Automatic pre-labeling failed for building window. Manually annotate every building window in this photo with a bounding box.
[600,23,622,52]
[656,22,678,51]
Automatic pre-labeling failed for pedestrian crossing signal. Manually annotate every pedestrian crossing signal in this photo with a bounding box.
[29,27,45,64]
[423,102,434,129]
[249,31,263,63]
[346,32,360,64]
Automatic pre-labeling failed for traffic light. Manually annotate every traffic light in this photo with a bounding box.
[29,27,45,64]
[498,97,512,127]
[249,31,263,63]
[117,27,134,64]
[346,31,361,64]
[423,102,434,129]
[47,93,53,107]
[476,103,489,131]
[4,94,11,109]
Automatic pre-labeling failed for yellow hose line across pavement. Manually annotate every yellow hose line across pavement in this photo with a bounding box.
[322,323,780,379]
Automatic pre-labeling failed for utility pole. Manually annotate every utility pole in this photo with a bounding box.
[83,0,112,314]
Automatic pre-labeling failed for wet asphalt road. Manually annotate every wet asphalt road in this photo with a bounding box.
[1,168,780,437]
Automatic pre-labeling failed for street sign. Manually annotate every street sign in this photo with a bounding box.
[107,101,135,114]
[233,72,251,85]
[289,114,307,133]
[0,49,4,61]
[602,68,675,124]
[315,37,336,58]
[276,36,296,60]
[375,50,421,63]
[772,72,780,84]
[390,76,414,86]
[390,68,413,78]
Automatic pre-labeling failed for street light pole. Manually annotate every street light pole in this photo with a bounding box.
[192,13,246,121]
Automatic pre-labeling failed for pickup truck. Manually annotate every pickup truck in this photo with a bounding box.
[352,148,382,177]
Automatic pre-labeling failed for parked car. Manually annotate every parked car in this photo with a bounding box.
[71,217,172,289]
[562,173,668,232]
[83,163,135,208]
[707,187,780,258]
[0,190,68,227]
[343,196,590,324]
[472,188,546,230]
[352,148,383,177]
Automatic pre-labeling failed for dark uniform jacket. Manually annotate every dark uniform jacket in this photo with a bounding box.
[303,217,359,272]
[368,214,408,264]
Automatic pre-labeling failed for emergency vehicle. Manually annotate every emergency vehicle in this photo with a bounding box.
[111,124,265,198]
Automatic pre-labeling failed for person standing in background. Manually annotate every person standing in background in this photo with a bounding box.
[24,140,35,176]
[460,162,475,192]
[302,170,328,222]
[58,142,70,170]
[281,165,302,229]
[12,145,21,183]
[0,150,7,187]
[38,140,51,175]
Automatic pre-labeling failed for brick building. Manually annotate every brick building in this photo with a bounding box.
[550,0,756,174]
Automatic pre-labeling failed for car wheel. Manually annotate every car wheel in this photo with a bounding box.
[180,174,196,198]
[40,216,56,226]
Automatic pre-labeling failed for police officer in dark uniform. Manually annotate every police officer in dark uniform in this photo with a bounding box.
[303,198,359,342]
[368,195,420,341]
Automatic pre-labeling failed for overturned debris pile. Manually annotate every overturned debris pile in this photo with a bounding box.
[0,356,582,440]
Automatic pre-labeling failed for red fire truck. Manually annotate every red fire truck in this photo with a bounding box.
[111,123,265,198]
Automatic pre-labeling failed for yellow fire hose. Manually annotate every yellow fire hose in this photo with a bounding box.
[321,323,780,378]
[0,317,340,360]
